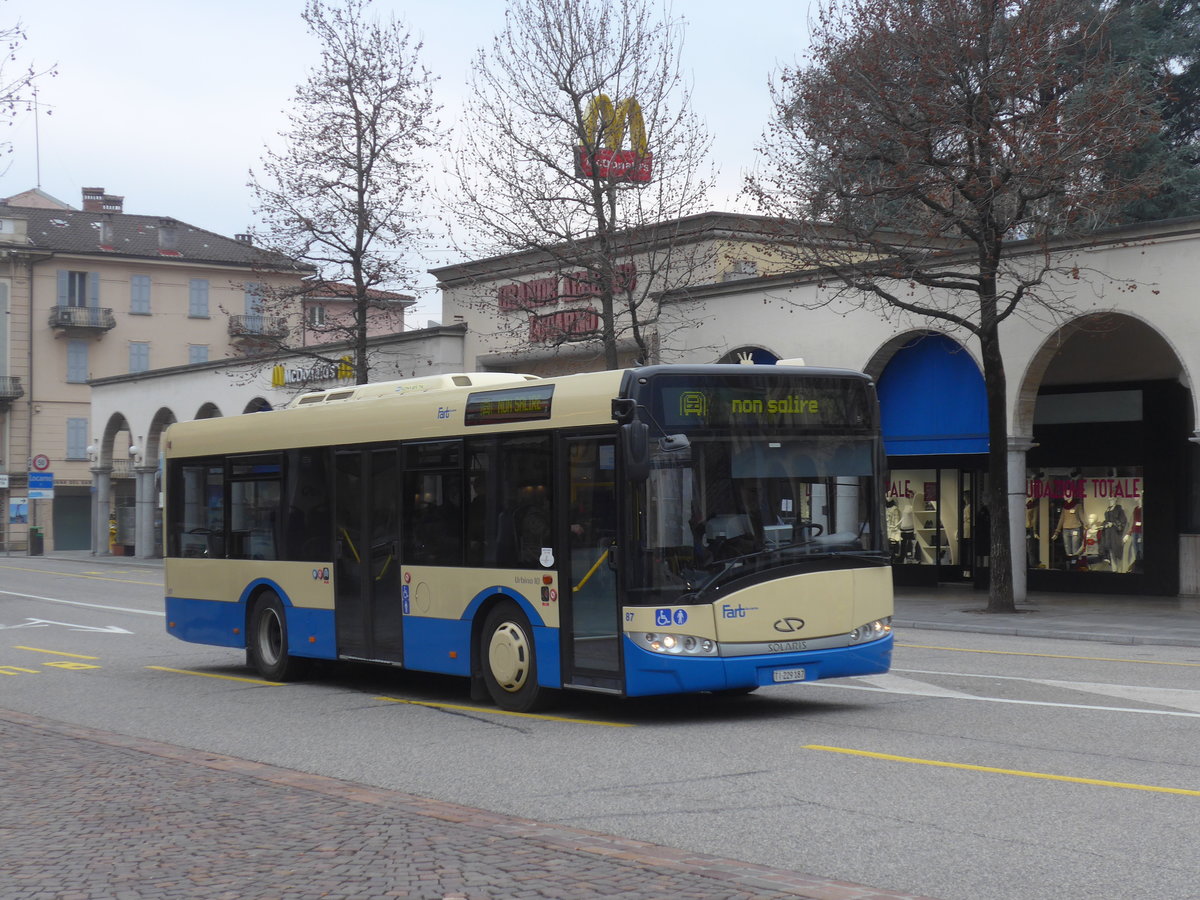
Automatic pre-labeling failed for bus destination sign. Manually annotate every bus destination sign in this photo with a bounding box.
[656,379,869,430]
[465,385,555,426]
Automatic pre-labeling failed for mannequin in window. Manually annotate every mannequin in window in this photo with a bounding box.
[1098,498,1128,572]
[1051,487,1084,569]
[886,499,901,561]
[1126,491,1143,572]
[898,498,916,563]
[1025,497,1039,567]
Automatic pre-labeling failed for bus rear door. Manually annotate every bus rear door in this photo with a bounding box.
[333,447,404,663]
[562,435,622,691]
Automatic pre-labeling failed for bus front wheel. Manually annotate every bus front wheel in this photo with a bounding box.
[480,602,549,712]
[248,591,305,682]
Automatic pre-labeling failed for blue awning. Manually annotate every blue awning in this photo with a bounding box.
[878,333,988,456]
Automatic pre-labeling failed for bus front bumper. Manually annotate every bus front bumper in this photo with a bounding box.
[621,632,893,696]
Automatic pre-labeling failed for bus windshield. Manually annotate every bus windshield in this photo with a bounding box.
[625,370,885,605]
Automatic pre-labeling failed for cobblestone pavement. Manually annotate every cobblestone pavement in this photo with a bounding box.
[0,709,936,900]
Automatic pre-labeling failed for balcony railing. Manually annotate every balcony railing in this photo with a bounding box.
[229,314,289,339]
[49,305,116,332]
[0,375,22,402]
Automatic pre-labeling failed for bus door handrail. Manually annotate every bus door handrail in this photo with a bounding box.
[573,544,612,593]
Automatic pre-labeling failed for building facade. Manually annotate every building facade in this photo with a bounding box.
[437,214,1200,600]
[86,325,467,557]
[0,187,307,553]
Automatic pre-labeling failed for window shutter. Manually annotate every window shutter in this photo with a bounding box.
[66,418,89,459]
[88,272,100,307]
[67,340,88,383]
[56,270,68,306]
[244,282,264,324]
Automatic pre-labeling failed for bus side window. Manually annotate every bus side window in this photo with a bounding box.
[402,470,463,566]
[496,434,552,569]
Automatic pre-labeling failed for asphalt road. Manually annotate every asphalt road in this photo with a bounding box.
[3,555,1200,900]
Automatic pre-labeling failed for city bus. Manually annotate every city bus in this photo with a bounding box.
[163,364,893,711]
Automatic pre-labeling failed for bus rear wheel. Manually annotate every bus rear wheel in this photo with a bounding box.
[248,591,305,682]
[480,602,549,712]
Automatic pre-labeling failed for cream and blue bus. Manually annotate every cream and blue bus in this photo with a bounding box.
[164,364,893,711]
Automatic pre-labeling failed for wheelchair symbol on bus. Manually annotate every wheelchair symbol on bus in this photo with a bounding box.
[655,608,687,627]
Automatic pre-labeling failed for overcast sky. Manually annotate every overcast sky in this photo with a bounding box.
[1,0,814,322]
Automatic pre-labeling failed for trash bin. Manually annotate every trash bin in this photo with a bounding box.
[28,527,43,556]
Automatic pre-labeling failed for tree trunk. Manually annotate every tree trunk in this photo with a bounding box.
[980,322,1016,613]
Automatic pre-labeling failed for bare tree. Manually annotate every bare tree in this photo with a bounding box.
[747,0,1161,612]
[0,8,56,162]
[447,0,714,370]
[248,0,437,384]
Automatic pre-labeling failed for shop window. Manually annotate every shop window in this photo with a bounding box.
[1027,468,1143,574]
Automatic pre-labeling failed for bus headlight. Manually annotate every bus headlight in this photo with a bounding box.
[636,633,719,656]
[849,617,892,643]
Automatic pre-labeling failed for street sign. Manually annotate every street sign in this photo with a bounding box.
[28,472,54,499]
[31,454,50,471]
[0,474,8,489]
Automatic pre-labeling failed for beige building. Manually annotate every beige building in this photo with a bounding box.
[433,212,1200,600]
[432,212,823,375]
[0,186,307,553]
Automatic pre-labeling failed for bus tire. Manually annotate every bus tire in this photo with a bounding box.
[247,591,305,682]
[480,602,550,712]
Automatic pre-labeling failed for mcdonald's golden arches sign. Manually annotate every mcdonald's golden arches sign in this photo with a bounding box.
[575,94,653,183]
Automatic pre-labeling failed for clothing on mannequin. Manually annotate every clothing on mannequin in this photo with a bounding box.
[1051,492,1084,568]
[898,499,916,563]
[1127,498,1144,570]
[1025,498,1039,567]
[886,499,901,561]
[1098,499,1128,572]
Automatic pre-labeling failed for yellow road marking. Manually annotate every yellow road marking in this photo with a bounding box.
[15,646,100,659]
[806,745,1200,797]
[0,562,160,587]
[898,642,1200,668]
[376,695,634,727]
[146,665,283,686]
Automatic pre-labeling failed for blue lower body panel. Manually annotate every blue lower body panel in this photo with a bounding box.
[166,596,245,648]
[622,633,893,696]
[165,595,337,661]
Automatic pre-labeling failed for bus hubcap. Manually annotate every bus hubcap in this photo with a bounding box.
[488,621,529,692]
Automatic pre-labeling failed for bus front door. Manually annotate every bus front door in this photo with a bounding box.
[563,436,622,690]
[334,448,403,663]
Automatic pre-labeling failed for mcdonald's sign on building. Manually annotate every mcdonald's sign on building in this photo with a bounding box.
[576,95,653,184]
[271,356,355,387]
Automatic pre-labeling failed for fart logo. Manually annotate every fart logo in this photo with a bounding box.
[679,391,708,418]
[311,567,330,584]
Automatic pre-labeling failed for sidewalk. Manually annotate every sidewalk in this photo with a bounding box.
[0,707,934,900]
[893,584,1200,648]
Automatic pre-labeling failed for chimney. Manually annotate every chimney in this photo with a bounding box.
[82,187,105,211]
[235,233,254,245]
[82,187,124,213]
[158,217,178,252]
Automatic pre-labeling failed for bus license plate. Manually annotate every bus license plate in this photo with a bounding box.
[772,667,806,683]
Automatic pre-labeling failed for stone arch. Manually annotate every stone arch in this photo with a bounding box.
[98,413,134,470]
[716,345,781,365]
[1013,311,1191,438]
[143,407,178,466]
[861,329,982,382]
[195,402,222,419]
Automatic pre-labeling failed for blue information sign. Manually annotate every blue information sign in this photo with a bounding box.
[28,472,54,490]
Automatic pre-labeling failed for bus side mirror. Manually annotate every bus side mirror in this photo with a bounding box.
[622,420,650,482]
